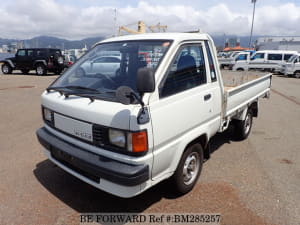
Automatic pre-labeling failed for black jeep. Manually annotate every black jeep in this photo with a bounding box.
[1,48,65,75]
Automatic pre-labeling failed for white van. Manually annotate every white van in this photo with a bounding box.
[233,50,297,72]
[36,33,271,198]
[283,53,300,78]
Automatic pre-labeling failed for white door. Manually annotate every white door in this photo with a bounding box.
[149,43,222,180]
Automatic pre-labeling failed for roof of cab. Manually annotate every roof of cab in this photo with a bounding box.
[96,32,210,45]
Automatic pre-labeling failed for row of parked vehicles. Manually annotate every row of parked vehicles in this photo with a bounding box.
[218,49,300,78]
[0,48,76,75]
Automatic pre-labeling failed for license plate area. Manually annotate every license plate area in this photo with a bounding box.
[51,147,100,183]
[54,113,93,142]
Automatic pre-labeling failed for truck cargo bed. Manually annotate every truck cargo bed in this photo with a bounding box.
[221,71,272,117]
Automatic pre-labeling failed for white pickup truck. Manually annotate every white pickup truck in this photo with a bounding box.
[36,33,272,198]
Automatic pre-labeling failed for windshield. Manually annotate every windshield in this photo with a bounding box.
[288,54,298,63]
[50,40,171,101]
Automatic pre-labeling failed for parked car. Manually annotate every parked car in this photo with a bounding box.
[218,51,242,69]
[64,54,77,68]
[78,56,121,77]
[221,51,255,70]
[0,48,65,75]
[282,53,300,78]
[36,33,271,198]
[233,50,297,72]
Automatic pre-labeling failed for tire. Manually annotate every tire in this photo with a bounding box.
[21,69,29,74]
[171,143,203,195]
[233,109,253,140]
[36,64,46,75]
[295,71,300,79]
[2,63,12,74]
[237,68,244,71]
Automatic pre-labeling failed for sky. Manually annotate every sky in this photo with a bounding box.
[0,0,300,40]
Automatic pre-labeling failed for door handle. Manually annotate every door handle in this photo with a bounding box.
[204,94,211,101]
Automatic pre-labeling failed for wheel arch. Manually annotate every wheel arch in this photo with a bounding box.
[185,134,209,159]
[34,60,47,67]
[2,60,15,68]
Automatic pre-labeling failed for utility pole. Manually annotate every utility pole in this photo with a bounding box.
[249,0,257,48]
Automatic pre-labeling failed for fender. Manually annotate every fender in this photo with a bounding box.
[34,60,47,67]
[2,60,15,68]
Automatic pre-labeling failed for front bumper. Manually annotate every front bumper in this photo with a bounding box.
[36,127,149,187]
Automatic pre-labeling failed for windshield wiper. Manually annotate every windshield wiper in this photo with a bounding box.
[63,85,100,93]
[64,92,106,102]
[46,86,114,102]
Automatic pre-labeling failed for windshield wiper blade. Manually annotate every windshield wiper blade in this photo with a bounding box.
[63,85,100,93]
[64,92,103,102]
[47,85,101,96]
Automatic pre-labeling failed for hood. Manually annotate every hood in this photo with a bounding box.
[42,91,136,130]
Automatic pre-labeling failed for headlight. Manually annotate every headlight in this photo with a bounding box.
[109,129,126,148]
[109,128,148,153]
[43,107,53,122]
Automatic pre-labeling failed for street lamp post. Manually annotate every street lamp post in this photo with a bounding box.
[249,0,257,48]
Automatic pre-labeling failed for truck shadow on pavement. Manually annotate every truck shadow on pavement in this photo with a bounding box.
[33,126,238,213]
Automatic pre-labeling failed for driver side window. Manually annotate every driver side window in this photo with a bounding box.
[160,45,207,98]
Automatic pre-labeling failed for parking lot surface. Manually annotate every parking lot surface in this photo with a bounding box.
[0,71,299,225]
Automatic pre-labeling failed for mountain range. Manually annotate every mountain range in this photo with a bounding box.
[0,35,258,50]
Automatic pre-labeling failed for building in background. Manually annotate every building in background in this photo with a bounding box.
[223,37,252,52]
[256,37,300,51]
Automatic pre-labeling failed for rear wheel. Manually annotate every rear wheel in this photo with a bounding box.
[171,143,203,195]
[2,63,12,74]
[36,64,46,75]
[233,109,253,140]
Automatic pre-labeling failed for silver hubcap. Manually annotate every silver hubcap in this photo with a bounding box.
[244,114,251,134]
[3,65,9,73]
[183,152,199,185]
[37,66,44,74]
[295,73,300,78]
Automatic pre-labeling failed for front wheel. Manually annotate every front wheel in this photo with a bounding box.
[2,63,12,74]
[171,144,203,195]
[36,64,46,75]
[233,109,253,140]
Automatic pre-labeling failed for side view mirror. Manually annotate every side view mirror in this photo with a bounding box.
[116,67,155,106]
[137,67,155,94]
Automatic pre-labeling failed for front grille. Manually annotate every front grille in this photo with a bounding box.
[92,124,109,147]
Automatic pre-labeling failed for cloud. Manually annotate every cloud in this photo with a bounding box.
[0,0,300,40]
